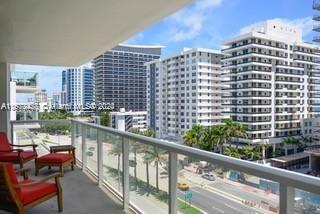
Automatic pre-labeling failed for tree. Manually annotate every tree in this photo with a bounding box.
[224,147,241,159]
[282,136,299,155]
[241,145,261,160]
[144,146,167,191]
[260,141,271,160]
[100,111,111,127]
[39,109,74,120]
[183,124,206,149]
[129,128,155,189]
[109,141,122,190]
[142,128,155,138]
[222,118,248,147]
[205,125,225,153]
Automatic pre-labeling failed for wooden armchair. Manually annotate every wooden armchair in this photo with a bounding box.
[0,162,63,214]
[0,132,38,168]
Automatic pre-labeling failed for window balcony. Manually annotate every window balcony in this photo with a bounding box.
[314,0,320,10]
[11,71,40,93]
[8,119,320,214]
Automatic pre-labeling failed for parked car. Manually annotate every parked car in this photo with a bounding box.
[178,181,189,191]
[88,147,95,151]
[86,151,94,157]
[201,173,215,181]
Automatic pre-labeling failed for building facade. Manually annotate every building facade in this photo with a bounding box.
[34,89,48,103]
[222,20,320,145]
[52,92,61,108]
[110,108,147,132]
[93,44,162,112]
[146,48,224,141]
[61,70,67,105]
[10,68,40,121]
[64,64,94,114]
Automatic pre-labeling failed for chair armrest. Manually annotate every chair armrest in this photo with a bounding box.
[13,172,62,188]
[15,167,31,179]
[11,144,38,150]
[0,148,23,153]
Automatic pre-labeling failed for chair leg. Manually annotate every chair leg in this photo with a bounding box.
[35,165,39,176]
[60,165,64,177]
[18,207,26,214]
[57,191,63,212]
[71,162,74,171]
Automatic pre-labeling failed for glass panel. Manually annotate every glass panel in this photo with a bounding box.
[11,71,38,87]
[12,120,71,156]
[85,126,98,174]
[101,131,123,196]
[74,123,82,162]
[177,154,279,214]
[129,140,169,213]
[295,188,320,213]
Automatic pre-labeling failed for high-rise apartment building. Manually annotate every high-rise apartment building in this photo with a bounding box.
[52,92,61,108]
[34,89,48,103]
[93,44,162,112]
[64,64,94,114]
[61,70,67,105]
[222,20,320,145]
[110,108,147,132]
[146,48,224,141]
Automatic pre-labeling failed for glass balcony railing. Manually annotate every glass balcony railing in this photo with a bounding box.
[10,119,320,214]
[11,71,39,87]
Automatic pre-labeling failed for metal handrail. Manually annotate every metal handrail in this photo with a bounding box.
[10,119,320,195]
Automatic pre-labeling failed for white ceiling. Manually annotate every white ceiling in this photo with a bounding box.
[0,0,193,66]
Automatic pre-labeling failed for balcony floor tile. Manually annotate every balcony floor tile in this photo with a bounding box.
[16,166,124,214]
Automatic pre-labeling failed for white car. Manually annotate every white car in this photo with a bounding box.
[201,173,215,181]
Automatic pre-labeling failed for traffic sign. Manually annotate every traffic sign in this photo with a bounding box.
[184,192,192,200]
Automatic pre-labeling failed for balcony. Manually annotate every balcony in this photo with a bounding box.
[11,71,40,93]
[314,24,320,33]
[9,119,320,214]
[314,0,320,10]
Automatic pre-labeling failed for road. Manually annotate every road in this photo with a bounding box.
[178,187,263,214]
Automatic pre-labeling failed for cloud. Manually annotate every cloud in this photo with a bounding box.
[165,0,223,42]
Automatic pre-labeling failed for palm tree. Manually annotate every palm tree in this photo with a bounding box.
[109,142,122,190]
[129,128,155,189]
[260,141,271,160]
[242,145,261,160]
[205,125,225,153]
[144,146,167,191]
[282,136,299,155]
[222,118,248,148]
[224,147,241,159]
[183,124,205,148]
[142,128,155,138]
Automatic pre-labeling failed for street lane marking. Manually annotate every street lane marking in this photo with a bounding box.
[212,207,224,213]
[224,203,238,211]
[192,189,200,194]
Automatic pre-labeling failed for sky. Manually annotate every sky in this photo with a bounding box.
[15,0,315,101]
